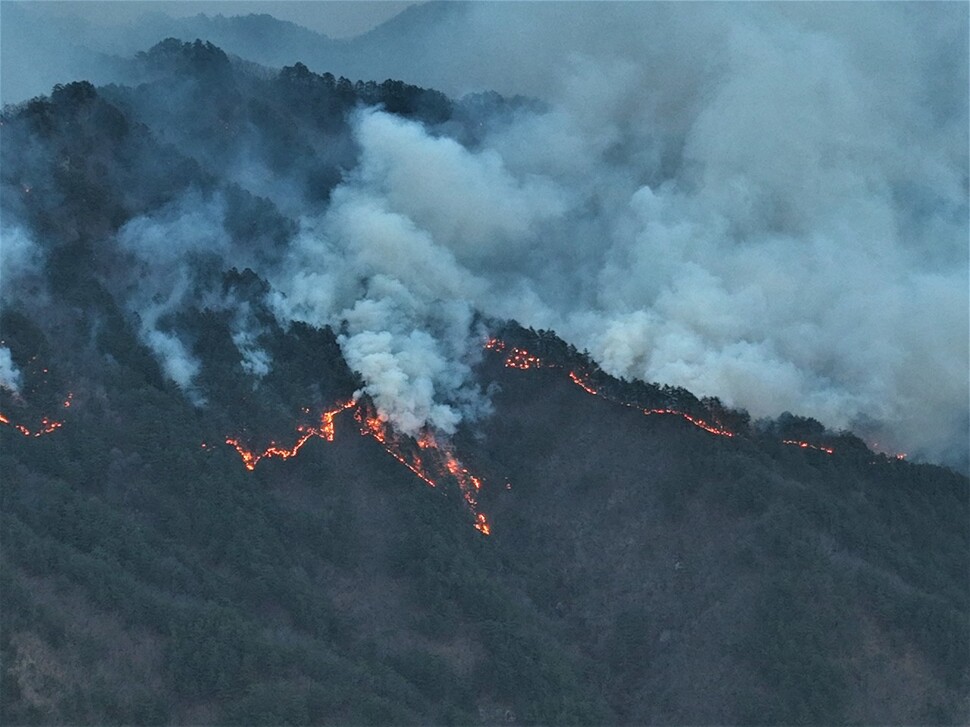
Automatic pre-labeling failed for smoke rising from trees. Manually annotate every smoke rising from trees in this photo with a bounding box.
[1,2,966,466]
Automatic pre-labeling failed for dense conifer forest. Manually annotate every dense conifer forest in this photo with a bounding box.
[1,37,967,726]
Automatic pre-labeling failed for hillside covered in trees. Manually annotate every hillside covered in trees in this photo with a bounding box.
[1,38,967,725]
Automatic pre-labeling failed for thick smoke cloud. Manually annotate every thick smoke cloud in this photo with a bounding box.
[264,4,967,464]
[2,3,966,466]
[270,143,496,435]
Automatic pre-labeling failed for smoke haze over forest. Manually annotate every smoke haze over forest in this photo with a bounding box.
[1,1,967,468]
[2,5,970,725]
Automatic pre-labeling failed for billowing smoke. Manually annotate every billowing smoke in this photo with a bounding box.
[2,3,966,466]
[270,151,496,435]
[0,346,22,393]
[114,190,232,403]
[114,188,284,398]
[265,3,967,464]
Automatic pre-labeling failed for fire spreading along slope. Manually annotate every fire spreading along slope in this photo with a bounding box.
[0,393,72,438]
[781,439,834,455]
[225,400,356,471]
[486,338,832,455]
[223,399,491,535]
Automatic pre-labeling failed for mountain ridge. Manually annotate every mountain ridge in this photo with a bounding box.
[1,37,967,725]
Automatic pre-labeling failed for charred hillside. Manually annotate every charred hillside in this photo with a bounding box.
[1,38,968,726]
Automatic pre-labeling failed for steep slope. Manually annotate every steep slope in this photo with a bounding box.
[472,328,969,723]
[0,39,967,726]
[2,314,966,724]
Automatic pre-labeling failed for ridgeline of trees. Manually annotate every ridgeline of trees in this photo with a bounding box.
[1,40,967,725]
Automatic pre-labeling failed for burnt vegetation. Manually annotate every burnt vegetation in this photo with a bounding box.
[1,39,967,726]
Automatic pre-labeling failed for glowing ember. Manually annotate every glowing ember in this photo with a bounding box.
[0,415,65,437]
[869,441,907,461]
[487,338,843,453]
[782,439,834,455]
[569,371,599,396]
[0,393,71,438]
[504,347,542,370]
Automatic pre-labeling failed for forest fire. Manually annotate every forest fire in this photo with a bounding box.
[0,392,72,438]
[355,408,491,534]
[868,441,908,461]
[225,400,355,471]
[354,408,436,488]
[487,339,842,454]
[417,430,489,532]
[782,439,835,455]
[568,371,599,395]
[505,348,542,370]
[501,346,736,438]
[225,400,492,534]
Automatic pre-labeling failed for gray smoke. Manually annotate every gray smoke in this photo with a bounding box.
[114,190,230,403]
[0,346,22,393]
[267,3,967,464]
[0,224,46,305]
[3,3,966,466]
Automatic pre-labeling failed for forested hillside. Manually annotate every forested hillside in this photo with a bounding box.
[1,38,967,725]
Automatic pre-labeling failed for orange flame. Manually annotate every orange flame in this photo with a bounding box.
[226,400,492,535]
[225,400,355,471]
[354,408,491,534]
[781,439,834,455]
[488,339,841,454]
[0,392,72,438]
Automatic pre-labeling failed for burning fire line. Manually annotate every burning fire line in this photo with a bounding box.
[224,400,355,471]
[352,408,490,534]
[487,338,836,456]
[224,401,491,535]
[354,408,437,489]
[781,439,834,455]
[490,339,736,439]
[0,393,72,438]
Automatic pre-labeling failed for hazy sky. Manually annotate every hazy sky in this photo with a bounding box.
[13,1,417,38]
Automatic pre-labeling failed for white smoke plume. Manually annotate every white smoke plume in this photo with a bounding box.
[271,160,494,435]
[0,346,22,393]
[7,3,962,465]
[269,3,967,465]
[115,189,234,403]
[229,302,272,380]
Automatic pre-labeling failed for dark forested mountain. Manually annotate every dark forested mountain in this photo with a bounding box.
[0,2,473,105]
[1,38,967,726]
